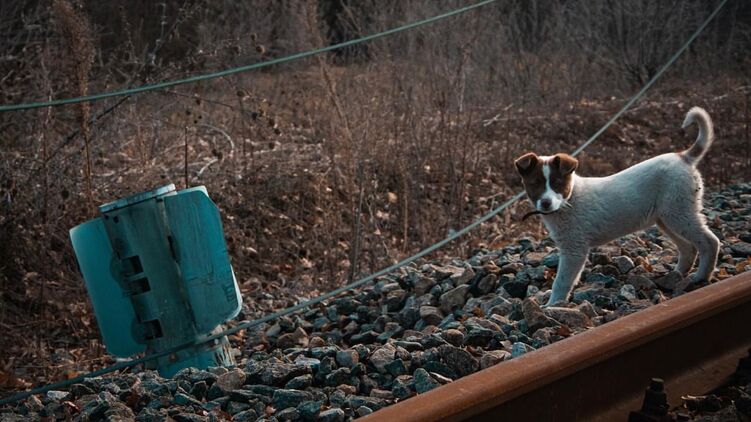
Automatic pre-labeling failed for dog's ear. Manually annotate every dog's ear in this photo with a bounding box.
[514,153,538,175]
[553,154,578,175]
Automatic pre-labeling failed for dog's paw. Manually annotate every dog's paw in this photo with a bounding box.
[543,297,567,308]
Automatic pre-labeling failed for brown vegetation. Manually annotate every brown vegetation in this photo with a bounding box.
[0,0,750,390]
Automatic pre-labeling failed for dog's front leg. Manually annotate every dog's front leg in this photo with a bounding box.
[545,251,589,306]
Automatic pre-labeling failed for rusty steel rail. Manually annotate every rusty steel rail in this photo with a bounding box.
[363,271,751,422]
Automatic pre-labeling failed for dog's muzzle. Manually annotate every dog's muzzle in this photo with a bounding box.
[522,210,556,221]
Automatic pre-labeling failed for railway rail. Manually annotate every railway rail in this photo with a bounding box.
[362,270,751,421]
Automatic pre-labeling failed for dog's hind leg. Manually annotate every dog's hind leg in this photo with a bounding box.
[545,251,588,306]
[660,216,719,282]
[657,220,697,275]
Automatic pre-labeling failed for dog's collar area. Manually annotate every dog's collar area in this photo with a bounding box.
[522,210,556,221]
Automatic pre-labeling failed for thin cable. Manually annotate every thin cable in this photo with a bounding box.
[0,0,497,112]
[0,0,729,406]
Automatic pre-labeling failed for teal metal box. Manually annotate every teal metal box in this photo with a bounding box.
[70,184,242,377]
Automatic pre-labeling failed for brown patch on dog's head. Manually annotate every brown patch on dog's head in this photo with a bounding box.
[549,154,578,200]
[515,152,578,212]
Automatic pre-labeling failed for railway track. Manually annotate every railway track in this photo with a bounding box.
[362,270,751,422]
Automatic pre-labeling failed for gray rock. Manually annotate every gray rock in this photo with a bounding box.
[297,400,323,420]
[335,349,359,368]
[172,414,208,422]
[450,266,475,285]
[511,342,536,358]
[419,306,444,326]
[231,410,259,422]
[619,284,637,301]
[273,389,312,410]
[357,406,374,417]
[318,408,345,422]
[246,361,310,386]
[441,329,465,347]
[542,252,560,268]
[543,307,593,329]
[731,242,751,256]
[370,344,396,374]
[438,345,479,377]
[440,284,471,313]
[475,274,498,295]
[46,390,70,401]
[385,359,408,377]
[216,368,246,392]
[325,367,352,387]
[503,281,528,299]
[413,368,440,393]
[613,255,635,274]
[521,298,554,332]
[285,374,312,390]
[480,350,511,369]
[627,274,656,291]
[655,271,683,291]
[590,252,611,265]
[276,407,301,421]
[277,327,309,349]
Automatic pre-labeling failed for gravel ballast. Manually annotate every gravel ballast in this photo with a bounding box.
[2,183,751,421]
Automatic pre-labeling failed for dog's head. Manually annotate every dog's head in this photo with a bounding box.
[514,152,578,213]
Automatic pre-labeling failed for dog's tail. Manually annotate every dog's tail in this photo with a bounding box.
[680,106,714,165]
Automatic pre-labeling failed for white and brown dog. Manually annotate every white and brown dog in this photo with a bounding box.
[515,107,719,306]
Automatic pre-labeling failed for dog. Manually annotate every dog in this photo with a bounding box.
[514,107,720,306]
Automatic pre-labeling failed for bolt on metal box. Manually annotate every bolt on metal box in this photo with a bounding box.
[69,184,242,376]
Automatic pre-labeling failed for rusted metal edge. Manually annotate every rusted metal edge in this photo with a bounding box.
[362,271,751,422]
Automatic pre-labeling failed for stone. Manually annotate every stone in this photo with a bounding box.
[277,327,309,349]
[216,368,246,392]
[590,252,611,265]
[464,327,495,347]
[523,251,548,266]
[440,285,471,313]
[586,273,617,287]
[325,368,352,387]
[318,408,345,422]
[46,390,70,401]
[385,359,408,377]
[475,274,498,295]
[542,252,560,268]
[357,406,374,417]
[521,298,554,332]
[543,307,593,329]
[413,275,437,295]
[515,267,546,284]
[438,345,479,377]
[419,306,444,326]
[273,389,312,410]
[370,344,396,374]
[297,401,323,420]
[172,414,208,422]
[285,374,312,390]
[612,255,635,274]
[276,407,301,421]
[246,361,310,386]
[511,342,536,358]
[619,284,637,301]
[441,329,465,347]
[731,242,751,256]
[627,274,656,291]
[503,281,529,299]
[335,349,359,368]
[480,350,511,369]
[413,368,440,393]
[654,271,683,291]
